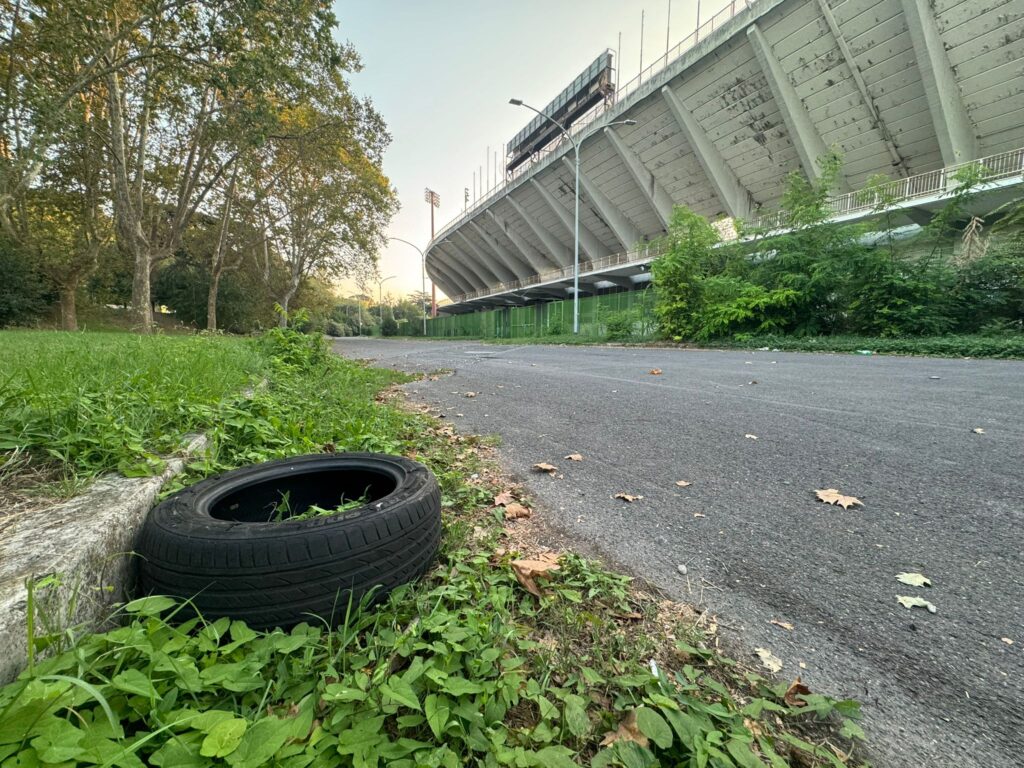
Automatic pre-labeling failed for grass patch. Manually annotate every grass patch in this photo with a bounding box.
[706,333,1024,359]
[0,328,867,766]
[0,331,265,484]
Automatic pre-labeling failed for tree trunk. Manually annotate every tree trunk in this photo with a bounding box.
[59,282,78,331]
[207,268,221,331]
[131,250,152,332]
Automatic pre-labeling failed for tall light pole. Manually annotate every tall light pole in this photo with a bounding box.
[389,237,427,336]
[509,99,636,334]
[377,275,396,333]
[424,189,440,317]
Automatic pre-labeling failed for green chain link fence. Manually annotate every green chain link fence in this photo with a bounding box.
[426,288,659,341]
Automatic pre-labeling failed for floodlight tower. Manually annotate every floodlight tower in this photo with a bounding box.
[424,188,440,317]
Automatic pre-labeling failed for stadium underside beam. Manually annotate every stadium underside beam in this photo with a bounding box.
[504,195,572,268]
[561,157,642,251]
[603,127,674,230]
[746,23,848,190]
[528,178,611,260]
[484,210,559,273]
[660,85,753,218]
[900,0,977,165]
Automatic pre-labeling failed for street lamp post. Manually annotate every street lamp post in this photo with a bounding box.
[389,237,428,336]
[509,100,635,334]
[377,275,396,333]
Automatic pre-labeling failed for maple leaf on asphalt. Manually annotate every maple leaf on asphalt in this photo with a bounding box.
[896,595,937,613]
[754,647,783,673]
[895,572,931,588]
[815,488,863,509]
[613,493,643,502]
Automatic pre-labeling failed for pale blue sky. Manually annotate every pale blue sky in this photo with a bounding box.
[333,0,708,299]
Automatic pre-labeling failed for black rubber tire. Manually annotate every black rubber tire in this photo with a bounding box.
[136,453,441,630]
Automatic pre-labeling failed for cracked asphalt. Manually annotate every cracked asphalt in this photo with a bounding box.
[333,337,1023,768]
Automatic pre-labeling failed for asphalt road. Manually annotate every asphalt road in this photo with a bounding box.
[333,338,1023,767]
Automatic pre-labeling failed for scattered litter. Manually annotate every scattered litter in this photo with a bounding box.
[693,513,706,518]
[745,434,758,440]
[464,392,477,398]
[770,619,794,631]
[675,480,692,487]
[856,350,873,356]
[677,564,688,575]
[972,428,985,434]
[929,376,941,380]
[649,369,663,375]
[1001,638,1014,645]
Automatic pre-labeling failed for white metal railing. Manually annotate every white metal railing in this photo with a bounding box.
[430,0,751,246]
[748,147,1024,232]
[449,242,668,304]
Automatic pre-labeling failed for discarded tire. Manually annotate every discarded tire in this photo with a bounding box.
[136,453,441,629]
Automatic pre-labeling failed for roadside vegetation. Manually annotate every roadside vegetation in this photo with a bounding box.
[651,155,1023,349]
[0,328,867,766]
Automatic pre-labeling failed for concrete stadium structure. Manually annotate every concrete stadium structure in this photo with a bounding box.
[425,0,1024,313]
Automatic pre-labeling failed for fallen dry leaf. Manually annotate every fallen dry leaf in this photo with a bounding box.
[896,572,932,588]
[503,502,532,520]
[613,493,643,502]
[896,595,937,613]
[649,368,663,375]
[783,678,811,707]
[464,392,476,398]
[564,453,584,461]
[745,434,758,440]
[493,490,516,507]
[972,427,985,434]
[600,709,648,748]
[510,553,561,597]
[815,488,864,510]
[532,462,558,475]
[675,480,692,487]
[770,619,794,631]
[754,647,783,674]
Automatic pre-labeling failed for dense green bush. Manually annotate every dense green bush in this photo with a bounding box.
[653,154,1024,343]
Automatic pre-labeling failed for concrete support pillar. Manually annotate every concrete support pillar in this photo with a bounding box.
[427,256,475,297]
[485,209,560,272]
[561,156,642,251]
[467,220,534,279]
[900,0,977,165]
[746,23,848,189]
[603,127,675,230]
[528,178,611,260]
[504,194,573,267]
[661,86,753,218]
[438,243,494,290]
[814,0,907,175]
[453,231,520,282]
